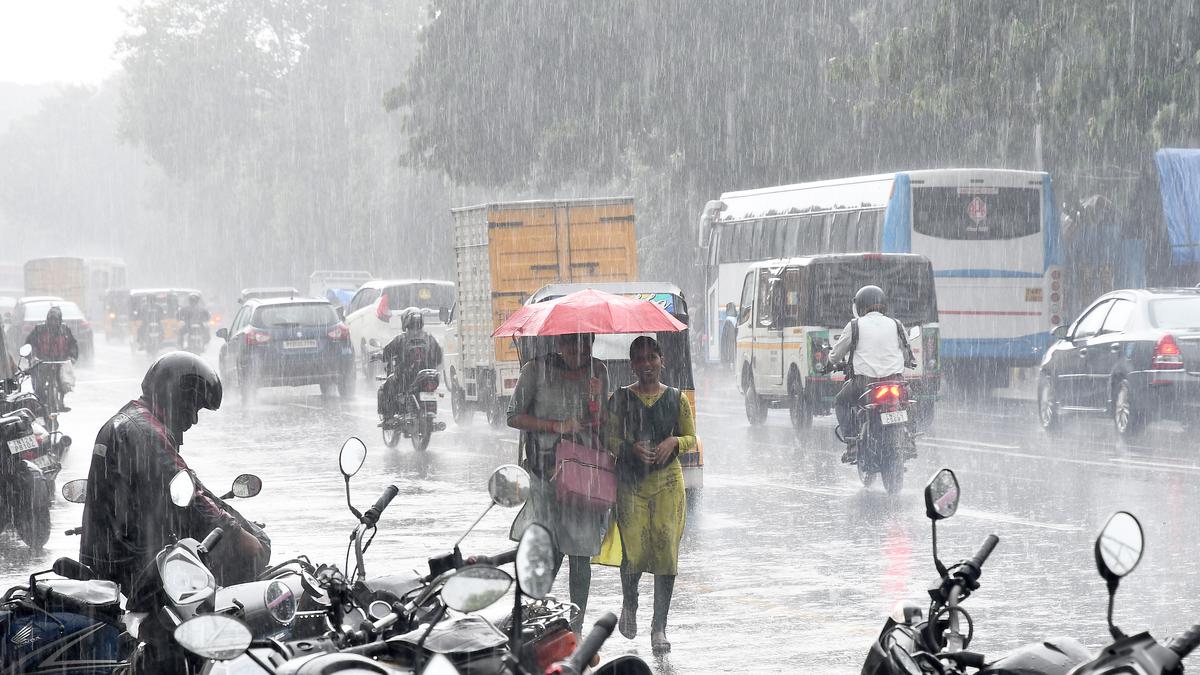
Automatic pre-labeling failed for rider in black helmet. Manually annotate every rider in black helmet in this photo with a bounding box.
[177,292,211,348]
[377,307,443,420]
[81,352,270,600]
[828,285,916,463]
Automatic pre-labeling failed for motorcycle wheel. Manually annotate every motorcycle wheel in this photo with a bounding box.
[15,482,51,550]
[382,423,402,448]
[412,415,432,452]
[451,386,470,425]
[881,453,904,495]
[856,457,876,488]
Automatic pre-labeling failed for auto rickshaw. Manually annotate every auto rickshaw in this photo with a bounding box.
[129,288,202,349]
[516,282,704,503]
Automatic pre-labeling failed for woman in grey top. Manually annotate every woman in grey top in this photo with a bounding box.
[507,332,610,630]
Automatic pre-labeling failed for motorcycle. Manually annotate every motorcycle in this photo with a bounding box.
[181,320,208,354]
[136,317,164,355]
[821,355,916,494]
[860,468,1093,675]
[20,342,72,420]
[370,339,446,451]
[0,407,68,550]
[2,344,50,426]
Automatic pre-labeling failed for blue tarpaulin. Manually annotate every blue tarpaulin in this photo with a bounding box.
[1154,149,1200,265]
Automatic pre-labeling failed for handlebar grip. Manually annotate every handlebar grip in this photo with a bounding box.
[1167,624,1200,658]
[567,612,617,674]
[970,534,1000,569]
[199,527,224,554]
[361,485,399,527]
[486,548,518,566]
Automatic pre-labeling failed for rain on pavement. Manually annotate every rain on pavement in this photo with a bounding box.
[4,340,1199,673]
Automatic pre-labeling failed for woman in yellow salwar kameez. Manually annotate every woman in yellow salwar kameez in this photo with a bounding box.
[605,335,696,655]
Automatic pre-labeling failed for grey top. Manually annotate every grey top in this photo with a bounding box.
[507,355,609,475]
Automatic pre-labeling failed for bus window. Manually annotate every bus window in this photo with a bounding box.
[719,224,736,263]
[738,272,755,325]
[782,268,805,327]
[819,213,836,253]
[859,211,883,249]
[912,186,1040,240]
[750,220,766,260]
[755,270,774,328]
[782,216,803,256]
[772,218,790,258]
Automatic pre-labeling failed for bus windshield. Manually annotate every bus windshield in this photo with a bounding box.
[912,186,1040,240]
[384,284,455,313]
[805,259,938,328]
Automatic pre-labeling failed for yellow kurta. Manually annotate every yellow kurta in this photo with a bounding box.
[595,388,695,574]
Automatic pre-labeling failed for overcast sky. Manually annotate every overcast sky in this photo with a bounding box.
[0,0,131,85]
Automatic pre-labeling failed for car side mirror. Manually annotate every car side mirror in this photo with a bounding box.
[215,328,229,340]
[439,307,450,323]
[336,306,346,320]
[1051,325,1069,340]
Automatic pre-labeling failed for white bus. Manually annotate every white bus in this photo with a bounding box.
[699,169,1063,379]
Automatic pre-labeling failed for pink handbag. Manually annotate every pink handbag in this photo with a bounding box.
[554,436,616,511]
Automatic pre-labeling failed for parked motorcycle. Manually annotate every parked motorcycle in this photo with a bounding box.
[860,468,1093,675]
[0,409,60,550]
[370,339,445,451]
[821,356,916,494]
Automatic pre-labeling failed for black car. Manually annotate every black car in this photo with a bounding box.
[1038,288,1200,436]
[217,297,355,401]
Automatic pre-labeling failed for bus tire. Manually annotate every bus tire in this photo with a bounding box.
[743,372,767,425]
[787,370,811,432]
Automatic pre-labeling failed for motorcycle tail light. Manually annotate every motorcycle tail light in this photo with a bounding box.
[1153,334,1184,370]
[873,384,901,401]
[327,323,350,340]
[533,628,576,673]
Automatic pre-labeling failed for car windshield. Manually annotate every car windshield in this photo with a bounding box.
[255,303,337,327]
[24,302,86,321]
[1149,297,1200,330]
[385,284,455,315]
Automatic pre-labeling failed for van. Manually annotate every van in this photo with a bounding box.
[735,253,940,430]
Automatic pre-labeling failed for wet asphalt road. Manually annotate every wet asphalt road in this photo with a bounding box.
[4,340,1200,673]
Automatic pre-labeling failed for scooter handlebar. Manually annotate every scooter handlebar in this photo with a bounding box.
[469,548,517,567]
[199,527,224,554]
[361,485,399,527]
[1167,623,1200,659]
[970,534,1000,570]
[550,612,617,675]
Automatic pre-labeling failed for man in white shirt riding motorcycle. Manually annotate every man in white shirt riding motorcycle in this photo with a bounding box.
[828,285,916,463]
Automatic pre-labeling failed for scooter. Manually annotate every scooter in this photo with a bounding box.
[371,340,445,451]
[859,468,1093,675]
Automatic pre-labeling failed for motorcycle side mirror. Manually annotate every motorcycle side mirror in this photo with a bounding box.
[488,464,529,508]
[338,437,367,519]
[215,328,229,340]
[18,344,32,359]
[173,614,252,661]
[226,474,263,499]
[516,523,556,600]
[368,338,381,348]
[61,479,87,503]
[441,565,513,613]
[924,468,960,578]
[1095,511,1144,640]
[168,470,196,508]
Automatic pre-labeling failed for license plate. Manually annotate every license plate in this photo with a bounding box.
[8,435,37,454]
[283,340,318,349]
[881,410,908,426]
[419,392,437,402]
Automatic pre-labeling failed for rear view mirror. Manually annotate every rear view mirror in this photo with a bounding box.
[336,306,346,320]
[488,465,529,508]
[231,474,262,499]
[61,479,87,503]
[441,566,513,613]
[1096,511,1143,581]
[338,437,367,478]
[18,344,32,358]
[174,615,252,661]
[924,468,959,520]
[516,523,556,600]
[1051,325,1069,340]
[169,470,196,507]
[215,328,229,340]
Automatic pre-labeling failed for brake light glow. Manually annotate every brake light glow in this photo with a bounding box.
[244,328,271,346]
[1152,334,1184,370]
[376,294,390,322]
[327,323,350,340]
[533,628,577,673]
[873,384,901,401]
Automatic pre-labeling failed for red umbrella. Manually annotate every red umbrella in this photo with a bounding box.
[491,288,686,337]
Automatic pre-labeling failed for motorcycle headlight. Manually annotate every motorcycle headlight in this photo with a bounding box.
[162,555,215,605]
[265,580,296,625]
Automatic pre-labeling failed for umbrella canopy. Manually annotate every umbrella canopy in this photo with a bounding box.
[491,289,687,338]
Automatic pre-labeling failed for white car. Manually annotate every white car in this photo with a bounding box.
[343,279,456,380]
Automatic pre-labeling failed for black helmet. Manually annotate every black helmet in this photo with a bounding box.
[188,293,200,305]
[853,285,887,318]
[46,306,63,325]
[401,307,423,332]
[141,351,222,440]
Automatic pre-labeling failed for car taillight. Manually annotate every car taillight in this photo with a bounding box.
[327,323,350,340]
[1152,334,1184,370]
[244,328,271,346]
[80,320,90,330]
[532,628,577,673]
[376,294,390,322]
